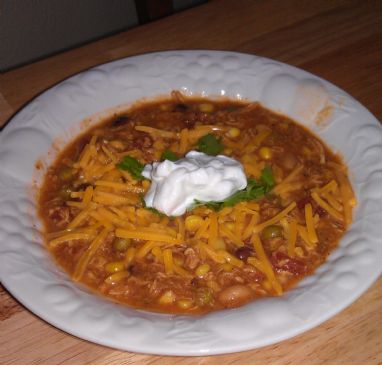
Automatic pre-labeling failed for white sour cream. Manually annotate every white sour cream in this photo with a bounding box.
[142,151,247,216]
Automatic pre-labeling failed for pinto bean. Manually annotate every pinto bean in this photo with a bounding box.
[217,284,253,308]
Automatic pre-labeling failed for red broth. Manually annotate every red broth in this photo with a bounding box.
[38,95,355,314]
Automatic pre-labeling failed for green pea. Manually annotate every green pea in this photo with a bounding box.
[262,225,283,239]
[195,287,213,306]
[113,237,130,252]
[58,167,74,181]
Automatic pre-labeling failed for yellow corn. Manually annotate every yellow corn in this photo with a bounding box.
[195,263,210,278]
[177,299,193,309]
[185,215,204,232]
[225,222,235,231]
[104,261,125,274]
[259,146,273,160]
[221,263,234,272]
[295,247,304,257]
[104,271,129,285]
[227,127,240,138]
[124,247,136,266]
[158,290,176,304]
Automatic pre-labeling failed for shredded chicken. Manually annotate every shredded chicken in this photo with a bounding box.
[184,247,200,270]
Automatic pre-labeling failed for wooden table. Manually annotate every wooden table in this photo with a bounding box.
[1,1,381,364]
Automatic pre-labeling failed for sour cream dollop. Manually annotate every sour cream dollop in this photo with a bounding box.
[142,151,247,216]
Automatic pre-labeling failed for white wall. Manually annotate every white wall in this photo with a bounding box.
[0,0,138,71]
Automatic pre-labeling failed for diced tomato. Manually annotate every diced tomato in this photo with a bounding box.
[271,251,307,275]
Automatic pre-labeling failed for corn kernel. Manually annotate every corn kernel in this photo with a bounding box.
[259,146,273,160]
[195,263,210,278]
[295,247,304,257]
[185,215,204,232]
[225,222,235,231]
[159,290,176,304]
[198,103,214,113]
[104,261,125,274]
[177,299,193,309]
[124,247,136,266]
[221,263,234,272]
[227,127,240,138]
[104,271,129,285]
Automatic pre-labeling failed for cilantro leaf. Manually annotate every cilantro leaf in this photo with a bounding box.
[116,156,144,180]
[141,197,166,216]
[161,150,178,161]
[197,134,224,156]
[145,206,164,216]
[260,165,275,190]
[193,167,275,211]
[193,200,223,211]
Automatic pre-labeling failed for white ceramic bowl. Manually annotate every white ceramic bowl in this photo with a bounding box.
[0,51,381,355]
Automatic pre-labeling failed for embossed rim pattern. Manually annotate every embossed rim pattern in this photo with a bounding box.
[0,51,381,356]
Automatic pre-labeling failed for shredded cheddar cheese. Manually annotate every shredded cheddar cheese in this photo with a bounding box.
[49,232,95,247]
[311,191,343,221]
[94,180,144,193]
[253,202,297,234]
[250,234,282,295]
[163,248,174,274]
[115,228,182,244]
[73,227,110,281]
[135,125,177,138]
[305,203,318,244]
[40,97,356,314]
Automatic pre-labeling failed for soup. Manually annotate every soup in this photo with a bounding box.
[38,93,356,314]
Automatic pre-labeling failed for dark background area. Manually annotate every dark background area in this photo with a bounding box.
[0,0,207,71]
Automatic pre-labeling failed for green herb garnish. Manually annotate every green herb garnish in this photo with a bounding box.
[141,197,165,216]
[193,166,275,211]
[116,156,144,180]
[145,206,164,216]
[260,165,275,189]
[197,133,224,156]
[161,150,179,161]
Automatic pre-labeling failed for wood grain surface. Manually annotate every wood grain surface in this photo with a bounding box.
[1,1,381,364]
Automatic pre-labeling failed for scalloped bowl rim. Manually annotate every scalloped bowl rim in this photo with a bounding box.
[0,50,381,356]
